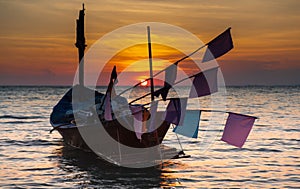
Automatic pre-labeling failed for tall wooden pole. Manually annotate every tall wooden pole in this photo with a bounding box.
[75,4,86,86]
[147,26,163,167]
[147,26,155,101]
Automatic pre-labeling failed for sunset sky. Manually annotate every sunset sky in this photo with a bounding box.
[0,0,299,86]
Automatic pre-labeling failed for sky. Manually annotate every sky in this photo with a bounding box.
[0,0,299,86]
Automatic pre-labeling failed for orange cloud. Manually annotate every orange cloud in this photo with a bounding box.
[1,0,299,85]
[96,43,200,86]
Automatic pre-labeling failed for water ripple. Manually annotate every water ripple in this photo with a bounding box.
[0,86,299,188]
[0,115,45,119]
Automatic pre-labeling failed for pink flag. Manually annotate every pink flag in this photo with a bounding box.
[221,112,257,148]
[163,98,188,126]
[202,28,233,63]
[104,92,113,121]
[189,67,218,98]
[129,105,143,140]
[149,101,158,132]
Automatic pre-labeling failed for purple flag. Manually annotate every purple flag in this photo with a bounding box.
[129,105,143,140]
[163,98,188,125]
[189,67,218,98]
[202,28,233,63]
[104,92,113,121]
[221,112,256,148]
[165,64,177,86]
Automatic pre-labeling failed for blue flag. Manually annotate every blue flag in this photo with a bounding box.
[173,110,201,138]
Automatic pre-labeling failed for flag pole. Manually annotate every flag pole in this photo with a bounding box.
[117,44,206,97]
[75,3,86,86]
[147,26,164,167]
[147,26,155,101]
[128,66,219,104]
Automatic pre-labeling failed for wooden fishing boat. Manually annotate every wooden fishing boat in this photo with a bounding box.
[50,5,182,166]
[50,4,256,167]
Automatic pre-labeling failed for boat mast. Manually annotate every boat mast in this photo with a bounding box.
[147,26,155,101]
[75,4,86,86]
[147,26,164,166]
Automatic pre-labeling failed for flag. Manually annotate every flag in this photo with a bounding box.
[189,67,218,98]
[104,66,118,120]
[173,110,201,138]
[221,112,256,148]
[202,28,233,63]
[153,64,177,101]
[165,64,177,86]
[149,101,159,132]
[163,98,188,125]
[153,85,170,101]
[104,92,113,121]
[107,65,118,93]
[110,65,117,82]
[129,105,144,140]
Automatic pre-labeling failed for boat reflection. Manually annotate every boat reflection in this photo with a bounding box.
[54,146,184,188]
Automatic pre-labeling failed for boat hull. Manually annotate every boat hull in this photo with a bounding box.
[54,116,180,166]
[55,112,171,150]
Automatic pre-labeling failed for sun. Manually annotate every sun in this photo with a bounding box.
[140,79,148,87]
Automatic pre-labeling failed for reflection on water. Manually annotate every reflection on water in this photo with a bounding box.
[0,86,299,188]
[55,145,196,188]
[55,146,166,188]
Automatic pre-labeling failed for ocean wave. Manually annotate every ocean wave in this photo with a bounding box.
[0,115,45,119]
[0,139,60,146]
[0,121,43,124]
[213,147,283,153]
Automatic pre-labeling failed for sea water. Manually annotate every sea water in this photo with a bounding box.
[0,86,299,188]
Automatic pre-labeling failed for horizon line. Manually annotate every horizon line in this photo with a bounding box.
[0,84,299,88]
